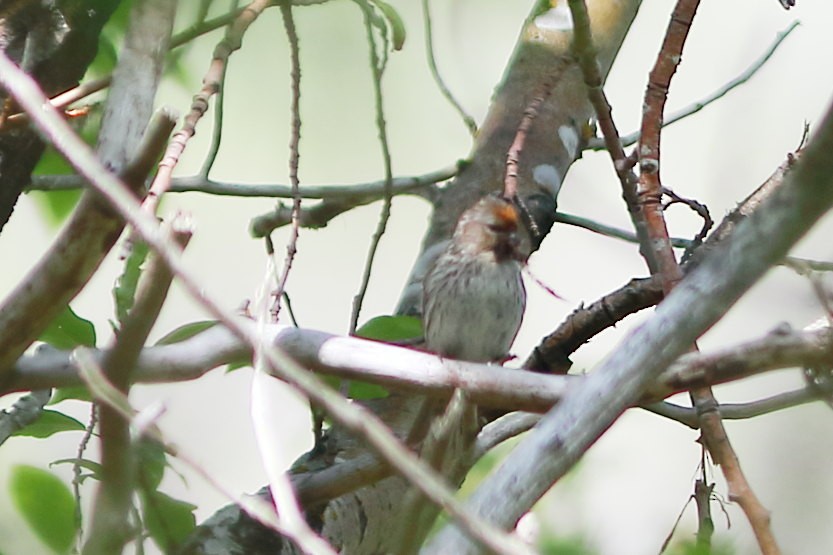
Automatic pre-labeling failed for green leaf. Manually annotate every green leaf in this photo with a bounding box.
[347,380,389,400]
[113,241,150,324]
[27,190,83,227]
[355,315,422,342]
[40,306,96,349]
[50,458,103,482]
[9,465,77,554]
[86,1,133,80]
[12,410,85,438]
[346,315,422,401]
[225,360,251,373]
[142,491,197,552]
[49,386,92,404]
[370,0,406,50]
[138,439,168,492]
[155,321,218,345]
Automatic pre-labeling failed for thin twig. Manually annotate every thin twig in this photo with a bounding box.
[421,0,476,135]
[645,387,827,429]
[472,412,540,462]
[251,252,337,553]
[73,404,97,552]
[270,1,303,320]
[556,211,692,248]
[350,0,397,335]
[28,163,458,198]
[586,21,800,151]
[661,186,713,262]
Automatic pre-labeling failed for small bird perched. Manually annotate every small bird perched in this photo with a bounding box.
[422,194,527,363]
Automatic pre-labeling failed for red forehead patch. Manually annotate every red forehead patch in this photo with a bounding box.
[493,201,518,229]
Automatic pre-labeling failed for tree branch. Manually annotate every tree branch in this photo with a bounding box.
[7,322,833,415]
[0,16,175,378]
[424,88,833,554]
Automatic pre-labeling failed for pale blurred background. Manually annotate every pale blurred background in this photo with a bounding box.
[2,0,833,553]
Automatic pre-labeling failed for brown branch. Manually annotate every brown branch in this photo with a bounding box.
[525,276,664,374]
[635,1,779,552]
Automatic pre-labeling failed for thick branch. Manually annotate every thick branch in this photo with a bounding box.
[7,323,833,413]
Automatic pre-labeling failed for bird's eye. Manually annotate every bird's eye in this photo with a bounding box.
[487,223,515,233]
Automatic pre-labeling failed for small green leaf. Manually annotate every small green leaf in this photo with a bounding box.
[40,306,96,349]
[50,458,103,482]
[12,410,85,438]
[49,386,92,404]
[113,241,150,324]
[9,465,77,554]
[355,315,422,342]
[348,380,389,400]
[138,439,167,492]
[155,321,218,345]
[142,491,197,552]
[370,0,406,50]
[27,190,83,227]
[225,360,251,373]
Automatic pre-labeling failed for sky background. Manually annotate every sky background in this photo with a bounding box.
[2,1,833,553]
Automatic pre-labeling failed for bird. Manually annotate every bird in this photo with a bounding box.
[422,194,527,363]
